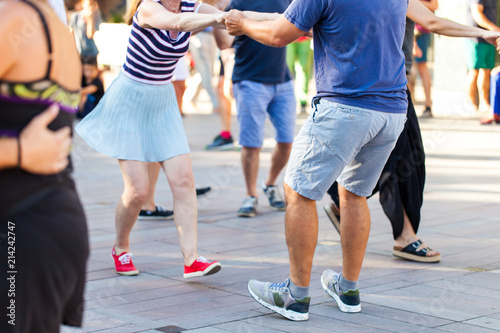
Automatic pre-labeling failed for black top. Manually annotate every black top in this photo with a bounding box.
[227,0,292,84]
[82,76,105,104]
[0,0,79,217]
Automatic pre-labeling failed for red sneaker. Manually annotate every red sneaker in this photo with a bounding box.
[111,247,139,276]
[184,256,221,278]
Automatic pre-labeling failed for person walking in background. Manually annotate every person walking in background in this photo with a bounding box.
[228,0,297,218]
[186,27,220,112]
[69,0,102,57]
[0,1,88,331]
[76,0,231,278]
[78,56,104,119]
[206,0,237,151]
[409,0,438,117]
[287,36,313,114]
[482,66,500,124]
[466,0,499,112]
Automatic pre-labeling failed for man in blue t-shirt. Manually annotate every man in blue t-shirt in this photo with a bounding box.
[226,0,409,320]
[227,0,297,218]
[225,0,500,321]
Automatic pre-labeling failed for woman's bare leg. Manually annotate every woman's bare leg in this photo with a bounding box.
[115,160,149,254]
[161,154,198,266]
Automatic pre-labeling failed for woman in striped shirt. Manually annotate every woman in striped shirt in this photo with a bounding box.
[76,0,232,278]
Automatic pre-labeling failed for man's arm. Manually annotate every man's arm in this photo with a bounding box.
[471,3,500,32]
[407,0,500,45]
[225,10,306,48]
[197,2,234,50]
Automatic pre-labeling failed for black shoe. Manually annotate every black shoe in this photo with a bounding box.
[323,203,340,235]
[138,206,174,220]
[196,186,211,196]
[205,134,234,151]
[420,106,433,118]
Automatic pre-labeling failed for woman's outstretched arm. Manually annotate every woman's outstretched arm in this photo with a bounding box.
[137,0,225,31]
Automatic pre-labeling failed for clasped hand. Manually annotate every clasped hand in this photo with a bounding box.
[221,9,246,36]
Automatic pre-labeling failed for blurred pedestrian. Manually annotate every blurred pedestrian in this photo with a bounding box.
[206,0,237,150]
[481,66,500,124]
[69,0,102,57]
[287,36,313,114]
[465,0,499,112]
[227,0,296,218]
[410,0,438,117]
[187,27,220,112]
[78,55,104,118]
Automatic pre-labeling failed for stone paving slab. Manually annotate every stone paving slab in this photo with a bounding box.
[61,115,500,333]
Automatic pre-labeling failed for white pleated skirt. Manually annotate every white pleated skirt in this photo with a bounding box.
[76,73,190,162]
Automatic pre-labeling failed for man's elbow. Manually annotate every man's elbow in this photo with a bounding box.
[270,34,289,48]
[425,17,441,33]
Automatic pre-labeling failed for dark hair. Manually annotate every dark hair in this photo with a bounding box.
[81,55,98,66]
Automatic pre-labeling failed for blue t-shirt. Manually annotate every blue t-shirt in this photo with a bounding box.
[284,0,408,113]
[228,0,292,84]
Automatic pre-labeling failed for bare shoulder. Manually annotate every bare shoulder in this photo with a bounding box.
[0,1,36,31]
[0,1,43,60]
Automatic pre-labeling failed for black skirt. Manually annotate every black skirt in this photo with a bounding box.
[0,179,88,333]
[327,89,425,239]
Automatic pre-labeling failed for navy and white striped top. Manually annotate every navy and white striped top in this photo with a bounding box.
[122,0,199,85]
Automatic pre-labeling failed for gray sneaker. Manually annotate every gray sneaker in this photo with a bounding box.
[238,196,258,217]
[320,269,361,313]
[262,183,286,211]
[247,278,310,321]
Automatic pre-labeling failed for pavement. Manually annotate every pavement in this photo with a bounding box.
[61,107,500,333]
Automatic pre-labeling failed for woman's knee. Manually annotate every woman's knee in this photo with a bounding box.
[170,169,195,190]
[123,181,149,206]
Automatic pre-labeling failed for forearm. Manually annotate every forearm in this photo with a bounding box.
[153,12,222,31]
[240,18,289,47]
[408,0,495,38]
[241,11,280,22]
[139,1,223,31]
[419,15,490,38]
[473,12,500,31]
[0,138,18,170]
